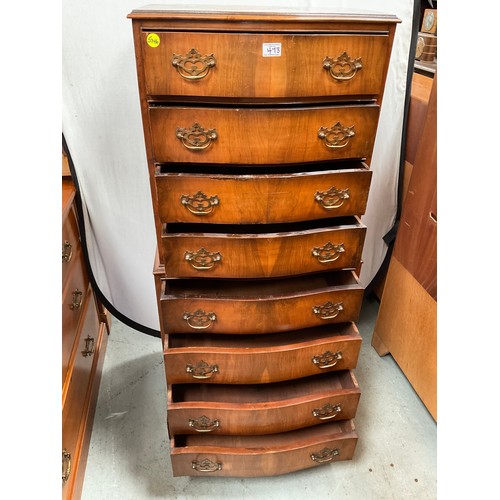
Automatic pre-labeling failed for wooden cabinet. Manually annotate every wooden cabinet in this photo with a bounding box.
[62,178,109,499]
[129,6,398,477]
[371,73,437,421]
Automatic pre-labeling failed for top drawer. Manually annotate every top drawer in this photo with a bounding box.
[140,31,391,100]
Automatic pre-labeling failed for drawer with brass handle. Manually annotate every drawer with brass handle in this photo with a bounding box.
[164,323,362,384]
[140,31,391,100]
[149,104,379,164]
[167,370,360,435]
[62,290,100,399]
[162,217,366,279]
[62,290,106,497]
[170,419,358,477]
[161,271,363,335]
[155,162,372,224]
[62,204,79,287]
[62,250,90,386]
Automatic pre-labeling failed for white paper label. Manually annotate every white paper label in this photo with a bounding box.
[262,43,282,57]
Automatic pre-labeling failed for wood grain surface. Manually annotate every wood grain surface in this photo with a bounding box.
[141,31,390,100]
[162,218,366,278]
[170,419,358,477]
[149,105,379,164]
[393,75,436,300]
[155,165,372,224]
[161,272,363,334]
[167,370,360,435]
[165,323,362,384]
[372,258,436,420]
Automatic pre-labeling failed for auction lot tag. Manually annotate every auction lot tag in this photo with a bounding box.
[262,43,282,57]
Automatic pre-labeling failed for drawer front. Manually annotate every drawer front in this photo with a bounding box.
[161,274,364,334]
[165,324,362,384]
[156,167,372,224]
[62,205,79,288]
[62,292,101,495]
[170,420,358,477]
[63,291,102,392]
[141,31,390,99]
[163,221,366,279]
[168,370,360,435]
[149,105,379,164]
[62,249,90,381]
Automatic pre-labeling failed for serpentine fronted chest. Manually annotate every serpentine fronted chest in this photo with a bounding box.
[128,5,398,477]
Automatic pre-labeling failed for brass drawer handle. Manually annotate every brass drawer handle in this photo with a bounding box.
[181,191,220,216]
[312,242,345,263]
[318,122,355,149]
[62,449,71,482]
[312,403,342,420]
[311,447,340,463]
[323,51,362,81]
[315,187,350,210]
[191,458,222,472]
[81,335,95,357]
[176,123,218,151]
[62,240,73,263]
[313,301,344,320]
[70,289,83,310]
[172,48,216,80]
[186,360,219,379]
[312,351,343,369]
[185,248,222,271]
[183,309,217,330]
[189,415,220,433]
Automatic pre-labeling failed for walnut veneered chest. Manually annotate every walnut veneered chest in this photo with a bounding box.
[129,5,398,477]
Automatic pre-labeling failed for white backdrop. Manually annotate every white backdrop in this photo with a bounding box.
[62,0,415,333]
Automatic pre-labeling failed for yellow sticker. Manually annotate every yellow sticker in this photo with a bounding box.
[146,33,160,48]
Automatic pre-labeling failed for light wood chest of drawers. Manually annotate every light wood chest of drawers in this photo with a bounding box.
[62,178,110,498]
[129,6,398,477]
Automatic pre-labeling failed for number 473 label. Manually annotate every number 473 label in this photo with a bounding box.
[262,42,282,57]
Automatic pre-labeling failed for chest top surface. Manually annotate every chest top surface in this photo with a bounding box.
[128,3,400,25]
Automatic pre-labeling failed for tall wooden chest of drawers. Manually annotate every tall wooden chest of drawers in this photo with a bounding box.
[129,6,398,477]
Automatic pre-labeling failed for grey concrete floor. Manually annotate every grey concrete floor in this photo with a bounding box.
[81,294,437,499]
